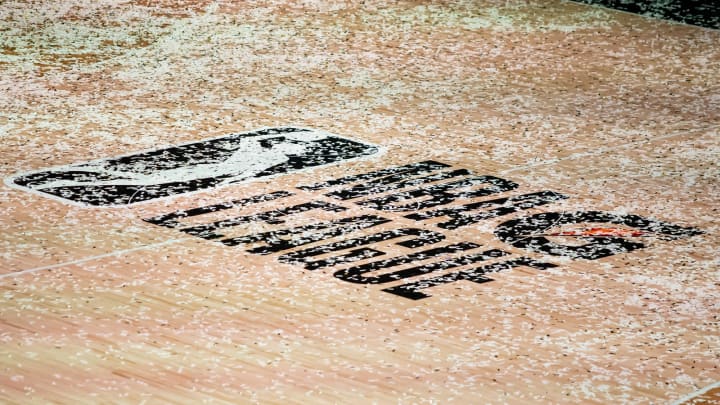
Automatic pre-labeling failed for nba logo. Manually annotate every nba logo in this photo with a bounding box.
[6,127,380,207]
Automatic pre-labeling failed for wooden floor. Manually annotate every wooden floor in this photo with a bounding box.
[0,1,718,403]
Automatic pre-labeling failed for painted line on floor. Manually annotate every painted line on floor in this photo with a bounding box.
[0,238,191,281]
[498,124,718,176]
[670,381,720,405]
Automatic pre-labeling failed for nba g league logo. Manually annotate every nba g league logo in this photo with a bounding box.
[7,127,702,300]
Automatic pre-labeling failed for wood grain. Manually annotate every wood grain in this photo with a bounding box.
[1,1,718,403]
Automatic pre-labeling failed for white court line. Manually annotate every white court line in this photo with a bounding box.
[670,381,720,405]
[499,124,717,175]
[0,238,190,281]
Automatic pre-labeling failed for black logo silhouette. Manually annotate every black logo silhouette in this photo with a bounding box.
[7,127,379,206]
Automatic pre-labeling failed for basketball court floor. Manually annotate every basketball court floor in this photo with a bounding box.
[0,1,718,403]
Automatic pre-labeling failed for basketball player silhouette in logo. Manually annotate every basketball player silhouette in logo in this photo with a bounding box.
[9,128,379,206]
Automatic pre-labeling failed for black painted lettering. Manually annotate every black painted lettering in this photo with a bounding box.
[297,160,450,192]
[279,228,446,270]
[358,175,519,212]
[336,247,509,284]
[179,200,346,240]
[405,190,567,229]
[222,214,392,254]
[494,211,703,260]
[382,257,557,300]
[326,168,473,201]
[143,191,293,229]
[334,242,480,281]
